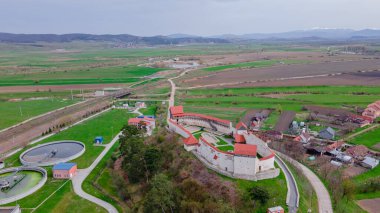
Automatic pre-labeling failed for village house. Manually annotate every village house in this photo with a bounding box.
[128,116,156,135]
[362,100,380,120]
[318,127,335,140]
[135,102,146,108]
[346,145,369,159]
[361,156,379,169]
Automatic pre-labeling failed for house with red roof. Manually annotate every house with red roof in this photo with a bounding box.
[362,100,380,120]
[128,116,156,135]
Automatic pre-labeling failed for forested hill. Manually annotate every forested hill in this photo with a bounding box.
[0,32,228,45]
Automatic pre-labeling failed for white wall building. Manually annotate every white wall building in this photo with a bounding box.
[168,106,279,181]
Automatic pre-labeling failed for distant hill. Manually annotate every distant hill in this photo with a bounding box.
[0,33,228,45]
[210,29,380,41]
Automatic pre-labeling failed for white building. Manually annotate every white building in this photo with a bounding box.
[168,106,279,181]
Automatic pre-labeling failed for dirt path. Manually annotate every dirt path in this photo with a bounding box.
[344,124,380,140]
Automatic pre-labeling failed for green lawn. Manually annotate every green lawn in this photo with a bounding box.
[219,164,288,213]
[349,126,380,150]
[0,98,78,130]
[202,59,310,72]
[33,181,106,213]
[5,109,135,168]
[139,104,158,116]
[83,141,125,212]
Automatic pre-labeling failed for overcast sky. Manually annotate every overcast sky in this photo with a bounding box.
[0,0,379,36]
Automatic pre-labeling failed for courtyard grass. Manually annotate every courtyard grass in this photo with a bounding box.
[217,145,234,152]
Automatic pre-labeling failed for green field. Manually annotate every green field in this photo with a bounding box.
[203,59,310,72]
[349,126,380,151]
[219,164,288,213]
[177,86,380,127]
[5,109,135,168]
[0,65,165,86]
[0,91,80,130]
[83,141,125,212]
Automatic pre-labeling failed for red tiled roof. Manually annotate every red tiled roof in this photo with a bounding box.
[236,121,248,130]
[346,145,368,157]
[170,106,184,116]
[234,133,246,143]
[234,144,257,157]
[259,150,275,161]
[326,141,344,152]
[128,118,142,124]
[177,113,231,125]
[183,136,198,145]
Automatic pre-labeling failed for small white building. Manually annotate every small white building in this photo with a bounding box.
[135,102,146,108]
[94,90,105,97]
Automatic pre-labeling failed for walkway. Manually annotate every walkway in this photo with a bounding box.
[72,132,122,213]
[344,124,379,140]
[276,152,333,213]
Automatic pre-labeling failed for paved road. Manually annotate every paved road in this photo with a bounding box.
[275,156,299,213]
[168,69,302,212]
[277,152,333,213]
[72,132,122,213]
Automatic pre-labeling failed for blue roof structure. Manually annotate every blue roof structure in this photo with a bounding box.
[53,162,77,170]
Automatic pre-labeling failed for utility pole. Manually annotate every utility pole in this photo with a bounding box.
[71,89,73,101]
[19,106,23,117]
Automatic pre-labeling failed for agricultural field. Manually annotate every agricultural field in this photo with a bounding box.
[176,86,380,127]
[0,91,82,130]
[202,59,311,72]
[178,59,380,88]
[349,126,380,151]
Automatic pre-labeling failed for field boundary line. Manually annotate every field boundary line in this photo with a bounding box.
[31,180,70,213]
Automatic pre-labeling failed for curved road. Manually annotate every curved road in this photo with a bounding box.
[276,152,333,213]
[275,156,299,213]
[72,132,121,213]
[168,69,301,212]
